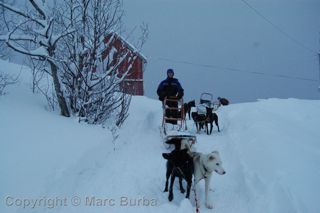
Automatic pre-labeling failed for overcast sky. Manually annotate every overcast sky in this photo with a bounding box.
[122,0,320,103]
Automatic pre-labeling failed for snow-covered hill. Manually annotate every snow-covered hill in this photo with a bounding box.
[1,59,320,213]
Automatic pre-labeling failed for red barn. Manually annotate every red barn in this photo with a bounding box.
[101,33,147,96]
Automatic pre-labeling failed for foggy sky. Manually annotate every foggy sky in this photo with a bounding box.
[122,0,320,103]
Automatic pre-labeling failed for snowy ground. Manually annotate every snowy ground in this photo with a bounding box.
[1,59,320,213]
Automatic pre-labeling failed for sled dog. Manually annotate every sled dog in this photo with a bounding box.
[162,149,194,201]
[192,151,226,209]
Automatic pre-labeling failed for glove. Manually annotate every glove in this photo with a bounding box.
[177,90,184,99]
[177,94,183,100]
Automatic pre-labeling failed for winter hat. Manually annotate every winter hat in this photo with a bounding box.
[167,68,174,75]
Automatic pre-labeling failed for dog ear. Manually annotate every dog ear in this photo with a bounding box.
[206,107,213,112]
[165,139,174,145]
[165,138,181,145]
[162,153,171,160]
[212,151,219,155]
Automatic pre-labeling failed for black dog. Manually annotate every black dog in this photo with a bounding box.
[205,107,220,134]
[192,108,220,135]
[191,111,206,132]
[162,149,194,201]
[183,100,195,120]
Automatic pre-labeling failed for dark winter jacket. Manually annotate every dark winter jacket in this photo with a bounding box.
[157,77,184,101]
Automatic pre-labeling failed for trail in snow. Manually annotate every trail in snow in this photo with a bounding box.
[1,59,320,213]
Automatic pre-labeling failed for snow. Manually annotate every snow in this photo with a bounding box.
[29,46,48,56]
[1,59,320,213]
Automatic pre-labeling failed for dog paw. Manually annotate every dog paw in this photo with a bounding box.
[205,203,214,209]
[163,188,168,192]
[168,193,173,201]
[180,188,185,194]
[206,203,214,209]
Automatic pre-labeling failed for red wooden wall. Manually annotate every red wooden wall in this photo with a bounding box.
[102,33,146,96]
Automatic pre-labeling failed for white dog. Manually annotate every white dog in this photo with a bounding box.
[192,151,226,209]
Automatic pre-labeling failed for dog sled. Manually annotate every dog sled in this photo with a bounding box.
[200,92,213,105]
[160,97,197,148]
[198,92,230,112]
[192,93,230,134]
[195,93,219,119]
[199,92,222,111]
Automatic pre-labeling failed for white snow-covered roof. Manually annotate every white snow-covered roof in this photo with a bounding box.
[108,32,147,63]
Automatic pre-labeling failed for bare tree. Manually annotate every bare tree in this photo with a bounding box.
[0,0,72,116]
[58,0,142,125]
[0,0,12,60]
[0,0,147,127]
[27,56,46,93]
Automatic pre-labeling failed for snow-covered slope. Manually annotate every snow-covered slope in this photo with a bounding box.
[1,60,320,213]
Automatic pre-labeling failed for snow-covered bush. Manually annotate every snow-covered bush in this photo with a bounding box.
[0,72,18,96]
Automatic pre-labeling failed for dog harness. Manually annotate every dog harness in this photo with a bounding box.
[200,159,212,179]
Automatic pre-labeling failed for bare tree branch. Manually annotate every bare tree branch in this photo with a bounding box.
[0,2,45,28]
[28,0,46,20]
[0,72,19,96]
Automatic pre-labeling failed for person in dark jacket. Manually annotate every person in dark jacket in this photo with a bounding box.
[157,69,184,124]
